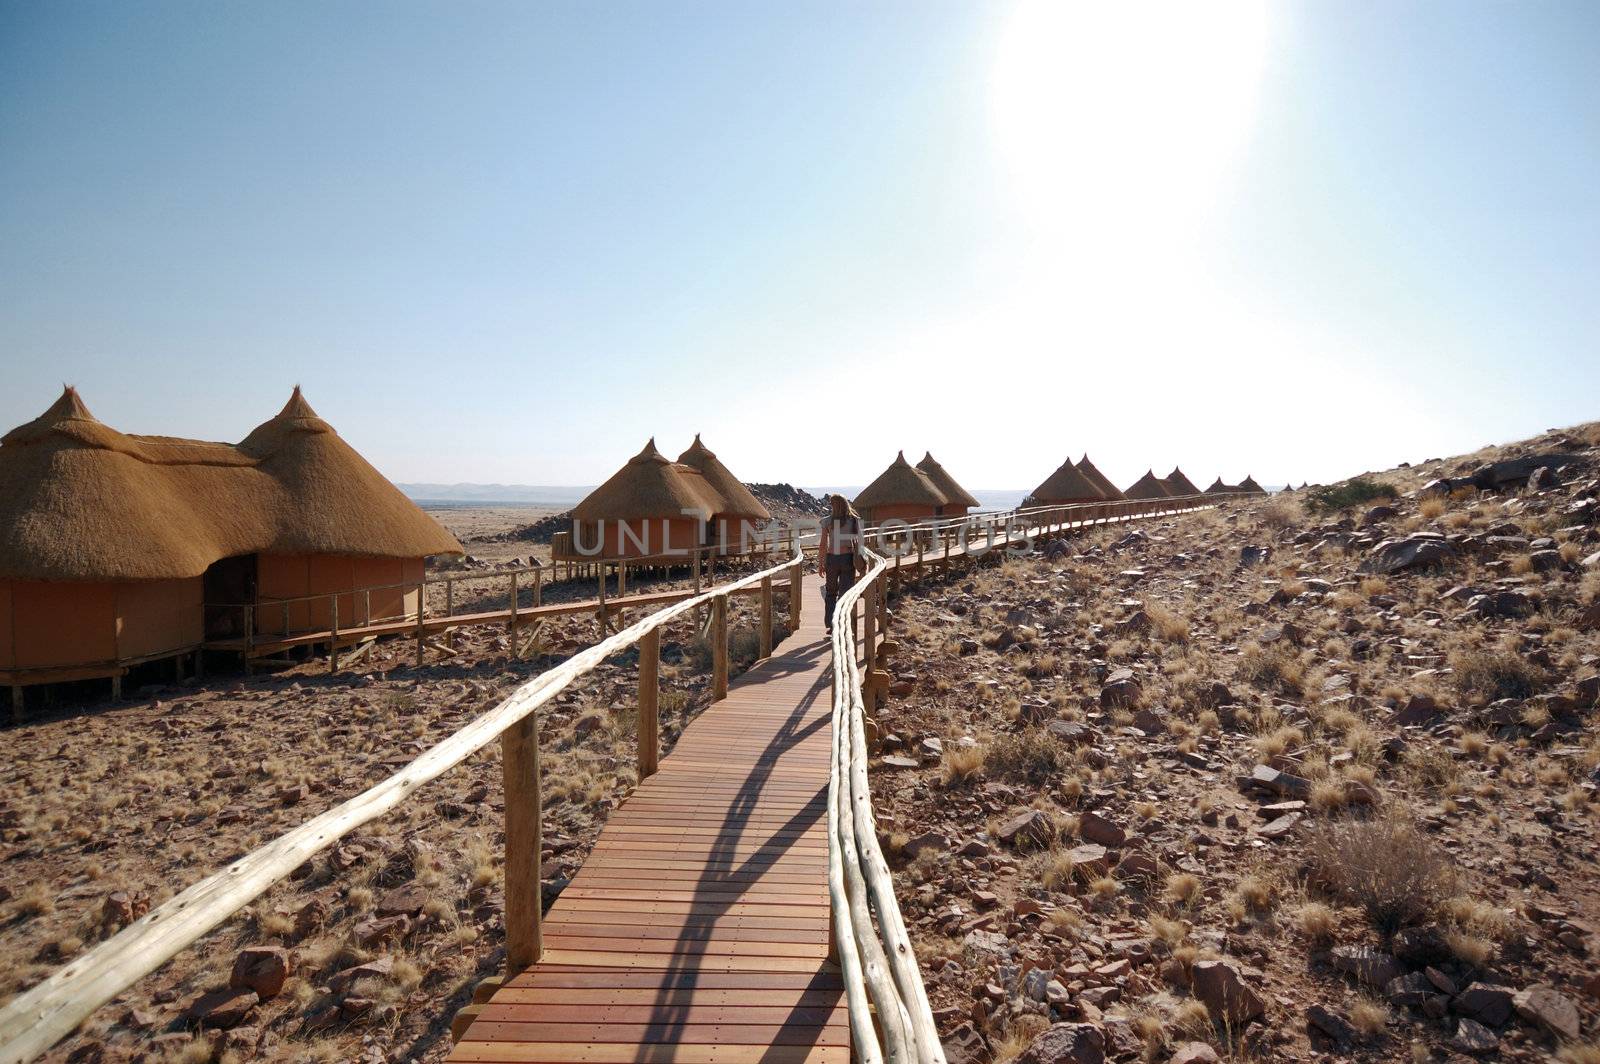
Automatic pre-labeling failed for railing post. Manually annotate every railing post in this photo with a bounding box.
[330,595,339,673]
[760,576,773,658]
[509,571,519,659]
[534,566,542,607]
[712,595,729,700]
[597,563,608,634]
[502,713,542,977]
[789,558,802,631]
[415,582,426,668]
[638,627,659,780]
[446,578,456,651]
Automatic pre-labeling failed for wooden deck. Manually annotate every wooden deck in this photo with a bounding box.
[449,573,847,1063]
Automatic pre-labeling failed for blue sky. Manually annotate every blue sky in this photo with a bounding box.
[2,1,1596,490]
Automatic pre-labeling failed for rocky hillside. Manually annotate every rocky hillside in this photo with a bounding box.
[869,422,1599,1063]
[747,482,828,521]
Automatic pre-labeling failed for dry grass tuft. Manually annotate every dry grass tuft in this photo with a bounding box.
[941,744,987,785]
[1309,815,1457,933]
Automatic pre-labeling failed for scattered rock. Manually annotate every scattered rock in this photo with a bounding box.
[1450,1017,1498,1056]
[228,946,291,999]
[996,809,1055,850]
[1452,982,1514,1026]
[183,987,257,1029]
[1015,1022,1105,1064]
[1360,533,1456,575]
[1191,959,1267,1025]
[1511,984,1580,1040]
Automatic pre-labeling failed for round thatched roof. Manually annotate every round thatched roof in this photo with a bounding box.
[1029,457,1105,504]
[854,452,948,512]
[1205,477,1231,494]
[573,439,721,522]
[1074,454,1125,501]
[1124,469,1173,499]
[1163,467,1201,497]
[1238,475,1266,494]
[676,435,770,520]
[0,386,463,582]
[915,452,980,509]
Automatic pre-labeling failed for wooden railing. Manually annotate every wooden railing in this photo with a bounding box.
[0,544,806,1064]
[825,493,1219,1064]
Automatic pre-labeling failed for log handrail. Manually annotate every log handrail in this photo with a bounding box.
[0,544,804,1064]
[825,492,1220,1063]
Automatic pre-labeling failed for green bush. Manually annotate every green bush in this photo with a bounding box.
[1306,477,1397,513]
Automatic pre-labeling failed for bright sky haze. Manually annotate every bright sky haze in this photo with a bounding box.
[2,1,1596,491]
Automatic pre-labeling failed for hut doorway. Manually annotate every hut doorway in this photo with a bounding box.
[203,553,258,640]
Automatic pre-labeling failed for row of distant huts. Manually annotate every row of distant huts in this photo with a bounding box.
[845,451,1263,524]
[0,386,1265,695]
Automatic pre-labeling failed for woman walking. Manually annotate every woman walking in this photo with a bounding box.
[819,494,863,632]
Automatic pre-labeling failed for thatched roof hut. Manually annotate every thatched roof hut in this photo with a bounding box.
[1238,475,1266,495]
[915,452,980,512]
[1163,467,1201,497]
[1205,477,1232,494]
[1028,458,1106,506]
[1124,470,1173,500]
[0,386,461,583]
[676,435,771,521]
[854,452,948,522]
[1075,455,1125,501]
[2,386,461,686]
[573,439,719,523]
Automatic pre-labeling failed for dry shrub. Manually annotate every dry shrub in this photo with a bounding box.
[1309,815,1457,933]
[1146,603,1190,643]
[986,728,1076,784]
[1237,643,1305,696]
[1450,647,1544,702]
[1349,998,1389,1036]
[1260,497,1303,530]
[1296,901,1337,944]
[941,744,987,785]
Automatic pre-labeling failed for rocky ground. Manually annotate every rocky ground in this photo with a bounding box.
[0,512,791,1064]
[869,424,1600,1063]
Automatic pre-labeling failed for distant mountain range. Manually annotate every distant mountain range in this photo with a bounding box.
[398,484,594,506]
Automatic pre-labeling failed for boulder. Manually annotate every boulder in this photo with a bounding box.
[229,946,291,999]
[996,809,1055,850]
[1468,454,1584,490]
[1360,533,1456,575]
[1016,1022,1105,1064]
[1077,811,1126,848]
[1511,985,1580,1040]
[1191,959,1267,1025]
[1099,670,1141,708]
[184,987,258,1029]
[1170,1044,1220,1064]
[1451,1017,1498,1056]
[1306,1003,1358,1046]
[1452,982,1514,1026]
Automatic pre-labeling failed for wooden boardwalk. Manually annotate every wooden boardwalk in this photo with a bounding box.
[449,573,846,1063]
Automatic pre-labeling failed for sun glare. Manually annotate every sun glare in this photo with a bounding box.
[992,0,1272,250]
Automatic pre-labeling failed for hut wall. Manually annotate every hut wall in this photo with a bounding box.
[863,503,942,526]
[0,582,12,669]
[6,580,118,669]
[712,516,772,554]
[257,554,423,636]
[115,577,203,661]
